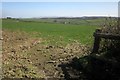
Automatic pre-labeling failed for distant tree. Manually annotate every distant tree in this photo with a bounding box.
[54,20,57,23]
[7,17,12,19]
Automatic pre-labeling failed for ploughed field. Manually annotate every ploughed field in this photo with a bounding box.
[2,19,99,78]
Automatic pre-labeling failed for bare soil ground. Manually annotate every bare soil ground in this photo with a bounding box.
[2,30,88,78]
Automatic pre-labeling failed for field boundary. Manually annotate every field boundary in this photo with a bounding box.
[92,29,120,53]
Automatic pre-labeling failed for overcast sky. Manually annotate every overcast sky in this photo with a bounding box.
[1,2,118,18]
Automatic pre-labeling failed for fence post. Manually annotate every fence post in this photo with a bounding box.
[92,29,101,53]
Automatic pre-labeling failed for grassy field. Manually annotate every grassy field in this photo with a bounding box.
[2,18,102,78]
[2,19,99,46]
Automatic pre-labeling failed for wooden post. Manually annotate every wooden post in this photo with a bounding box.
[92,28,120,54]
[92,29,101,53]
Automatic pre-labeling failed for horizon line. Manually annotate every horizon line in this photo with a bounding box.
[2,15,118,18]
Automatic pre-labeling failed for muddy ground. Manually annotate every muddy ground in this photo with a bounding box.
[2,30,89,79]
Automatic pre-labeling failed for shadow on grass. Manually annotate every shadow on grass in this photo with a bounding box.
[58,54,120,80]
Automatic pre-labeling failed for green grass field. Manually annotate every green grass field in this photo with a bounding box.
[2,18,106,78]
[2,19,99,46]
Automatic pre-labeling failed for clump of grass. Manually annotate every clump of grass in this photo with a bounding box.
[99,17,120,55]
[101,17,120,34]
